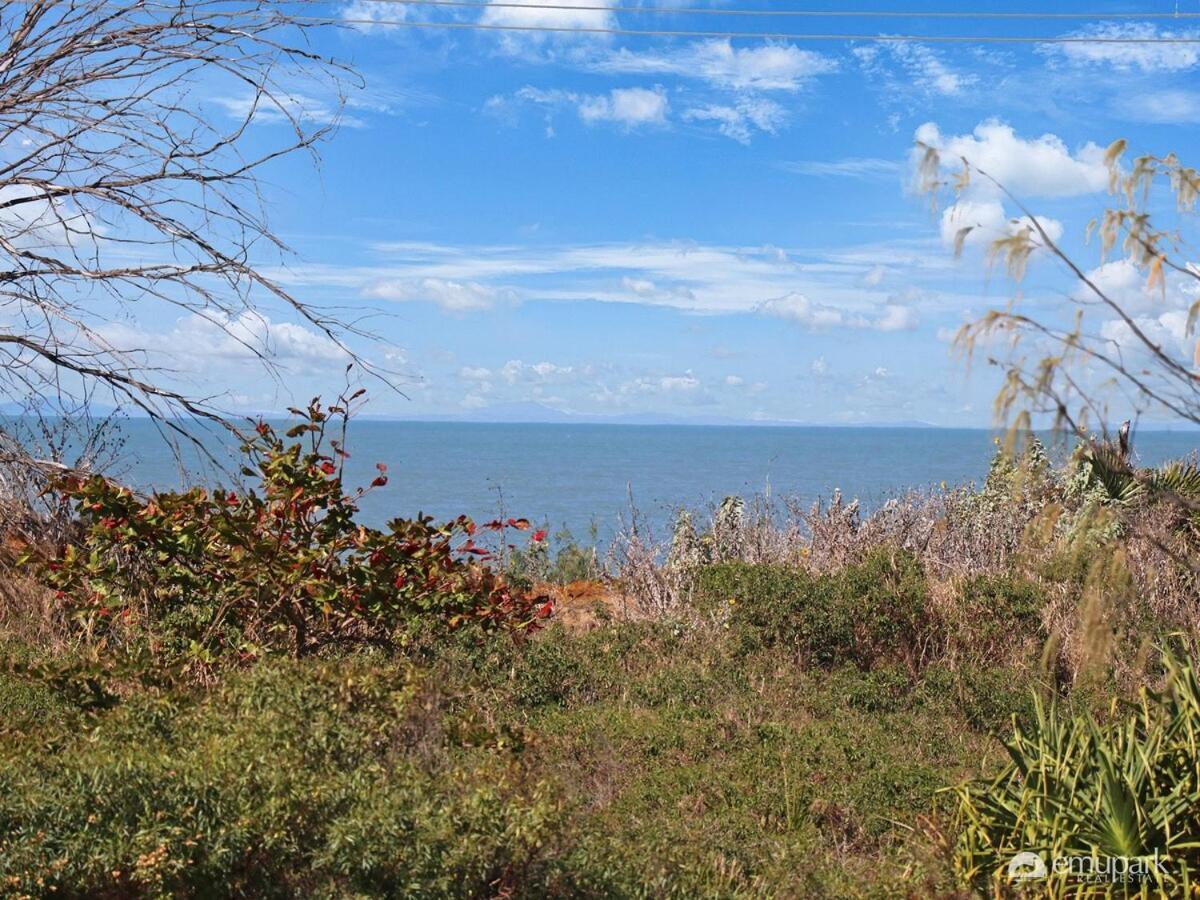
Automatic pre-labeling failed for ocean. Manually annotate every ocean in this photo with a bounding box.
[95,421,1200,546]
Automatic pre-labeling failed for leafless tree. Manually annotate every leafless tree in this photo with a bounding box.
[0,0,369,463]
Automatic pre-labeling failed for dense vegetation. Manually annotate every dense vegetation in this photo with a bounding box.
[1,411,1199,897]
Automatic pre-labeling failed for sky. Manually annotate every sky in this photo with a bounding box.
[116,0,1200,426]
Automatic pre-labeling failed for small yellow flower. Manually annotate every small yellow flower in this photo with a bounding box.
[729,598,737,605]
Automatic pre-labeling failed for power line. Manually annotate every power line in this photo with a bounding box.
[311,15,1200,42]
[334,0,1200,20]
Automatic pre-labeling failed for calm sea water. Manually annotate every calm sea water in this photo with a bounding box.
[99,422,1200,546]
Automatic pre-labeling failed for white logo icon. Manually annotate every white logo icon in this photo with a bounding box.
[1008,851,1048,880]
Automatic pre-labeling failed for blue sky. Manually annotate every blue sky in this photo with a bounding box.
[122,1,1200,425]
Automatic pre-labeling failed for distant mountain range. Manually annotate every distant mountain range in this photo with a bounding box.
[380,401,946,429]
[6,398,1198,431]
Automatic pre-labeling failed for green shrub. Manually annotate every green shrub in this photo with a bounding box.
[39,397,550,672]
[947,654,1200,896]
[693,549,938,672]
[837,549,937,671]
[514,629,585,708]
[0,658,566,897]
[691,561,856,664]
[951,574,1046,662]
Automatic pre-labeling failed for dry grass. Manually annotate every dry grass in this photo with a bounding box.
[604,449,1200,693]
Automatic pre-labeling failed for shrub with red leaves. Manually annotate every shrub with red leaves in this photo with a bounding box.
[41,396,550,667]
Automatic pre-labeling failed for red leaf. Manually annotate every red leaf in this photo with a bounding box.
[532,529,547,543]
[371,476,388,488]
[320,461,336,475]
[507,518,530,530]
[376,462,388,473]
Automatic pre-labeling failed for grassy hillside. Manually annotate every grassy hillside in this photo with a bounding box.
[2,418,1199,897]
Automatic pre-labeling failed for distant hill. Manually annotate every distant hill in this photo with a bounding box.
[382,402,945,428]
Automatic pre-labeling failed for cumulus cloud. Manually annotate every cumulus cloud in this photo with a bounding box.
[595,40,836,91]
[759,292,917,331]
[362,277,513,312]
[915,121,1108,198]
[1101,311,1193,357]
[1042,23,1200,72]
[874,304,919,332]
[1075,259,1200,315]
[759,292,845,328]
[939,200,1064,250]
[577,86,668,127]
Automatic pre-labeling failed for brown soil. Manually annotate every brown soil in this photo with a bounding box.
[536,579,636,632]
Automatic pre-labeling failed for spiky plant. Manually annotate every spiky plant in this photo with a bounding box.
[947,655,1200,897]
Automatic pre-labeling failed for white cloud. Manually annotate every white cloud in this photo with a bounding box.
[480,0,616,49]
[760,292,916,332]
[101,311,345,369]
[459,366,493,381]
[0,184,95,250]
[363,277,512,312]
[810,356,828,376]
[1117,89,1200,124]
[683,97,785,144]
[212,93,365,129]
[874,304,919,332]
[622,276,656,296]
[724,374,744,386]
[341,0,408,32]
[939,199,1064,250]
[287,238,965,327]
[508,85,668,130]
[759,292,845,328]
[781,158,901,179]
[577,86,669,127]
[854,43,975,98]
[595,40,837,91]
[1101,311,1193,357]
[915,121,1108,198]
[1076,259,1200,315]
[500,359,576,383]
[658,373,700,392]
[1042,23,1200,73]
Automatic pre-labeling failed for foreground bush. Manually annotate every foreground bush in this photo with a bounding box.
[691,549,940,673]
[948,654,1200,896]
[0,659,566,897]
[37,398,549,670]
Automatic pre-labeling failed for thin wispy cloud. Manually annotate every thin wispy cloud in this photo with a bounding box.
[1041,22,1200,72]
[781,157,902,178]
